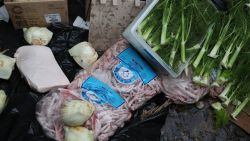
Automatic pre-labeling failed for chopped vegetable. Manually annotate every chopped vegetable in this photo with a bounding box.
[220,34,239,68]
[0,90,7,114]
[193,24,215,68]
[68,42,98,69]
[227,40,247,69]
[218,82,233,102]
[161,0,173,45]
[231,97,249,120]
[180,0,192,63]
[211,102,229,128]
[137,1,250,122]
[0,52,16,80]
[62,100,95,126]
[211,102,223,111]
[64,126,94,141]
[23,27,53,46]
[208,17,231,58]
[169,27,181,66]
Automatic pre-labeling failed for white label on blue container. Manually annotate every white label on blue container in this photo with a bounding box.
[81,76,125,108]
[114,47,157,84]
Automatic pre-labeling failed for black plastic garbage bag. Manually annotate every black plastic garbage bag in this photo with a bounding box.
[111,95,250,141]
[160,99,250,141]
[48,23,88,81]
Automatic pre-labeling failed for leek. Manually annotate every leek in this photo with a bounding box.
[161,0,173,45]
[193,24,215,68]
[220,35,239,68]
[169,27,181,66]
[208,17,231,58]
[218,82,233,102]
[231,97,249,120]
[180,0,192,63]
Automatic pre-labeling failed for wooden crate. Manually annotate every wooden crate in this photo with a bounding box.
[89,0,146,51]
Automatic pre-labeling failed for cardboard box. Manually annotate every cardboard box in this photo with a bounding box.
[4,0,68,29]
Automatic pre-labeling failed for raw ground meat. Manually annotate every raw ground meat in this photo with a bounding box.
[36,87,132,141]
[68,39,161,111]
[160,72,208,104]
[36,89,80,141]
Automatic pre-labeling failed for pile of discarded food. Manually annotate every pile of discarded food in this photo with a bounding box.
[0,0,249,141]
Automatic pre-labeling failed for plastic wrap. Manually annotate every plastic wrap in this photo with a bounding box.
[69,39,161,111]
[160,73,208,104]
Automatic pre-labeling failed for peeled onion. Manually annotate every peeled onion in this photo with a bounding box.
[68,42,98,69]
[64,126,94,141]
[23,27,53,46]
[62,100,95,126]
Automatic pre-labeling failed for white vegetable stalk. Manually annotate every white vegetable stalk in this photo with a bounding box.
[0,52,16,80]
[62,100,95,126]
[68,42,98,69]
[23,27,53,46]
[64,126,94,141]
[0,90,7,114]
[218,82,233,102]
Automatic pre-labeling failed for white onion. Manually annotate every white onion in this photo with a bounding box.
[23,27,53,46]
[68,42,98,69]
[0,90,7,114]
[62,100,95,126]
[64,126,94,141]
[0,54,16,80]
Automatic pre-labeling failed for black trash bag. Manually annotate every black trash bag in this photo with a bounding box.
[110,94,250,141]
[67,0,86,23]
[160,99,250,141]
[0,91,54,141]
[48,23,88,81]
[110,94,169,141]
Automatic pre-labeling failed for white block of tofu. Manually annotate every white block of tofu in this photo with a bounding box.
[14,45,70,93]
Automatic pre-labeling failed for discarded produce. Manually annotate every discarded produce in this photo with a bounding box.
[62,100,95,126]
[0,53,16,80]
[138,0,250,124]
[68,42,98,69]
[137,0,216,71]
[64,126,94,141]
[23,27,53,46]
[14,45,69,93]
[0,90,7,114]
[211,102,229,127]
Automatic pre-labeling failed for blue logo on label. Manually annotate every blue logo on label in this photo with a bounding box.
[81,76,125,108]
[116,47,157,84]
[113,62,139,84]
